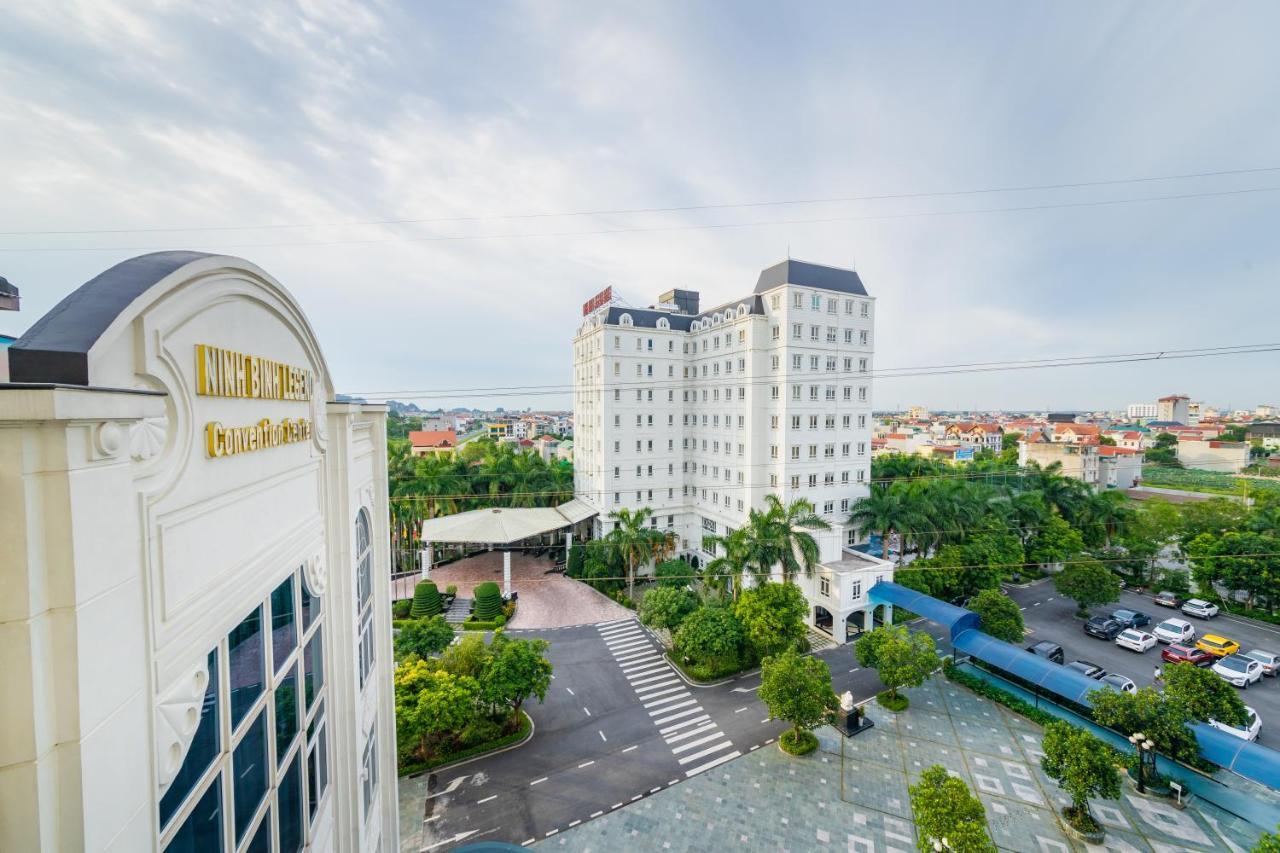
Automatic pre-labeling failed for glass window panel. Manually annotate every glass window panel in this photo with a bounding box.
[244,808,271,853]
[299,570,319,633]
[356,511,372,610]
[275,670,299,766]
[304,630,324,710]
[306,709,328,822]
[159,649,220,829]
[232,712,269,843]
[163,777,223,853]
[228,606,264,729]
[279,751,304,853]
[271,576,297,674]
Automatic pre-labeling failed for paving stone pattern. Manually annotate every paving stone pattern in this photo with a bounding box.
[536,678,1264,852]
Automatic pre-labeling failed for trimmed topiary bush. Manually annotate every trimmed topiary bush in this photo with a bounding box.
[410,581,442,618]
[473,581,502,621]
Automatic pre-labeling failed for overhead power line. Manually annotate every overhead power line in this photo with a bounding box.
[5,184,1280,254]
[4,164,1277,237]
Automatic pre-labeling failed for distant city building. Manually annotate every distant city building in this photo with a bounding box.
[1257,404,1279,419]
[943,422,1003,452]
[1247,422,1280,449]
[1176,438,1250,473]
[409,429,458,457]
[1157,394,1191,425]
[1127,402,1158,420]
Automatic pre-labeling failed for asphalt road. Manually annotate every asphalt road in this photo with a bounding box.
[408,617,951,851]
[1008,580,1280,747]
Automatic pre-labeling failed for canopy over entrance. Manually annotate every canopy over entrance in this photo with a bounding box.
[418,499,597,596]
[419,498,596,545]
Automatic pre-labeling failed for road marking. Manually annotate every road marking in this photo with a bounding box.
[615,649,659,663]
[670,779,679,786]
[425,774,470,799]
[545,829,558,837]
[599,730,607,741]
[631,794,643,801]
[423,831,480,851]
[760,718,771,724]
[730,685,759,693]
[765,738,774,744]
[1033,602,1041,606]
[672,732,725,754]
[607,638,650,652]
[578,760,595,768]
[425,816,440,823]
[683,749,742,777]
[530,777,547,786]
[750,744,759,750]
[665,722,717,744]
[623,661,668,676]
[619,653,662,667]
[565,687,575,696]
[636,685,685,702]
[521,839,534,847]
[583,707,591,717]
[650,787,661,793]
[849,668,860,673]
[659,714,710,735]
[653,706,704,725]
[590,811,603,818]
[1019,606,1027,611]
[633,677,680,692]
[632,672,677,687]
[604,633,644,647]
[622,744,638,753]
[1047,597,1055,601]
[649,698,696,717]
[477,794,497,805]
[677,740,734,764]
[734,706,748,713]
[611,802,623,809]
[644,692,692,710]
[569,819,581,827]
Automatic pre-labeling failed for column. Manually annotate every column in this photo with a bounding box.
[503,550,512,597]
[419,544,433,580]
[564,530,572,566]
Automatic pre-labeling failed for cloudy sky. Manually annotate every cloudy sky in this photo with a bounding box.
[1,1,1277,412]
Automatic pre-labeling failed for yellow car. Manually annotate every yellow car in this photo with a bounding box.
[1196,635,1240,658]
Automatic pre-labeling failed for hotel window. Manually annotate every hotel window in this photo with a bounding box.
[826,416,836,429]
[844,329,853,344]
[614,389,620,401]
[809,325,819,341]
[635,338,641,350]
[738,330,746,343]
[859,358,868,373]
[850,579,862,600]
[158,565,327,853]
[614,335,621,349]
[811,294,822,310]
[861,302,870,318]
[860,330,869,345]
[824,386,835,401]
[793,292,804,308]
[792,385,801,401]
[824,472,835,486]
[820,576,830,597]
[847,528,858,547]
[823,501,834,514]
[613,363,620,376]
[824,444,835,459]
[857,469,866,482]
[771,355,780,371]
[826,357,836,371]
[614,492,621,504]
[362,725,379,818]
[841,499,849,512]
[771,415,779,429]
[826,327,836,343]
[356,510,374,690]
[857,442,866,456]
[843,387,852,401]
[858,415,867,428]
[827,298,837,314]
[792,323,802,340]
[808,474,818,488]
[771,294,781,310]
[842,443,850,457]
[842,357,852,371]
[808,444,818,459]
[771,386,779,400]
[810,386,819,401]
[841,415,851,428]
[845,299,854,314]
[771,325,780,340]
[613,415,620,427]
[858,386,867,402]
[810,355,819,370]
[790,445,800,460]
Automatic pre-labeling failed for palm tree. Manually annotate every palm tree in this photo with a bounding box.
[847,483,919,565]
[1025,461,1087,521]
[606,507,674,602]
[703,527,750,599]
[760,494,831,582]
[1082,489,1133,547]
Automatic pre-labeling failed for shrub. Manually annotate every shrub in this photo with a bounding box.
[502,600,517,620]
[394,616,455,660]
[779,729,818,755]
[494,614,506,627]
[473,581,502,621]
[654,559,692,588]
[393,599,412,619]
[674,604,747,674]
[734,581,807,659]
[410,581,442,618]
[639,586,699,632]
[446,584,458,596]
[566,542,586,578]
[876,690,909,712]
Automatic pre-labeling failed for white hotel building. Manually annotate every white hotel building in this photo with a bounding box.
[572,259,893,642]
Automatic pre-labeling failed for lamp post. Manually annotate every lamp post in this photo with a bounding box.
[1142,738,1156,790]
[1128,732,1146,793]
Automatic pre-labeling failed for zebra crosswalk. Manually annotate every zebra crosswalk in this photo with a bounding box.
[596,620,741,777]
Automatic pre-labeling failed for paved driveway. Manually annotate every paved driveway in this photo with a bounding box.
[400,551,635,629]
[1011,580,1280,747]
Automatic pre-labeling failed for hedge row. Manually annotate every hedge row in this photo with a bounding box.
[398,711,531,776]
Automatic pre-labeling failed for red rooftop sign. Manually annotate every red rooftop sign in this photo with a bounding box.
[582,286,612,316]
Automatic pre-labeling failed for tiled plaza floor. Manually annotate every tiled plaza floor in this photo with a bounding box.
[536,678,1265,852]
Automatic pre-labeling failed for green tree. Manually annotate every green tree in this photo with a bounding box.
[968,588,1025,644]
[606,507,675,602]
[1040,721,1121,833]
[674,604,747,673]
[566,542,585,578]
[438,633,493,679]
[855,625,939,707]
[848,483,921,565]
[909,765,997,853]
[479,634,552,719]
[654,558,693,588]
[1027,514,1085,568]
[758,648,838,754]
[734,581,808,658]
[1163,662,1248,726]
[1088,686,1199,765]
[1053,559,1121,617]
[393,659,479,761]
[639,586,699,632]
[761,495,831,581]
[394,616,455,660]
[1253,826,1280,852]
[703,526,752,598]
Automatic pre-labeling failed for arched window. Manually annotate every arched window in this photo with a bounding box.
[619,313,633,326]
[355,509,374,689]
[737,304,748,317]
[656,317,669,330]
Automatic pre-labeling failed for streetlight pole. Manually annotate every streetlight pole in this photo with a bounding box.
[1128,732,1146,793]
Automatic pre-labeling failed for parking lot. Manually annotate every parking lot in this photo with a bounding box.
[1009,581,1280,748]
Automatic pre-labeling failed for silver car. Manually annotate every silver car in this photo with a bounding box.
[1243,650,1280,677]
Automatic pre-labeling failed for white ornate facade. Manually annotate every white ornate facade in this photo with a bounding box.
[0,252,396,851]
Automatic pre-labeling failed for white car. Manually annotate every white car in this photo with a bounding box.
[1116,629,1157,653]
[1212,654,1263,688]
[1182,599,1220,619]
[1153,618,1195,644]
[1100,673,1137,694]
[1210,706,1261,742]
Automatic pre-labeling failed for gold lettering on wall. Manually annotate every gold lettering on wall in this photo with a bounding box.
[206,418,314,458]
[196,344,313,401]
